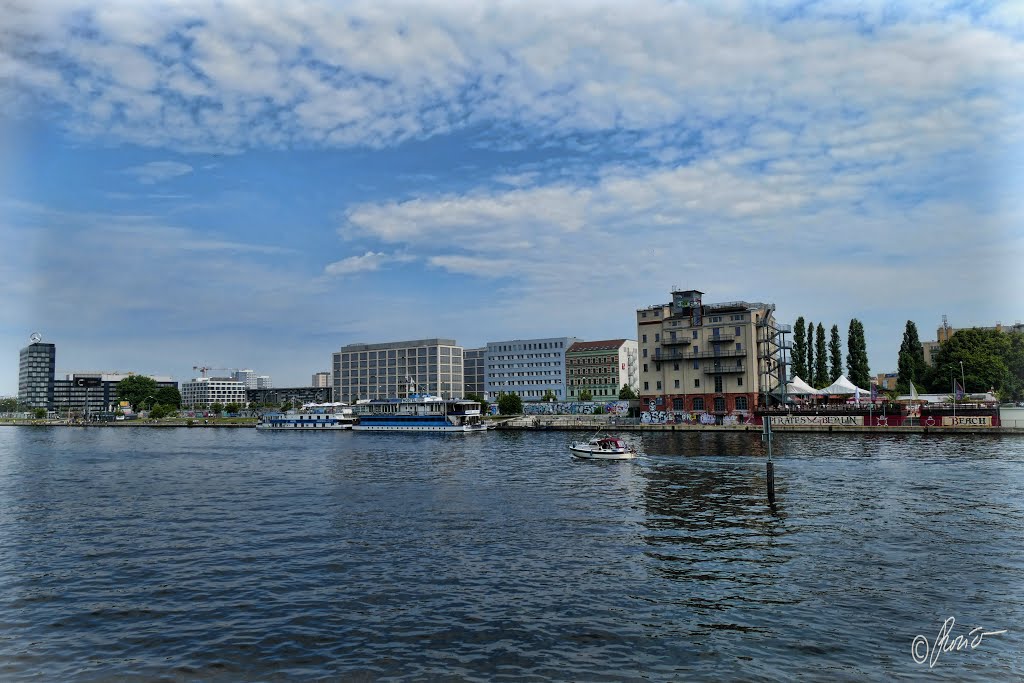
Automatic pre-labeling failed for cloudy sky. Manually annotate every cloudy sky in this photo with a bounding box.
[2,0,1022,392]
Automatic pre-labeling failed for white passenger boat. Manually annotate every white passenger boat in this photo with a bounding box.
[352,395,487,432]
[569,436,637,460]
[256,403,357,430]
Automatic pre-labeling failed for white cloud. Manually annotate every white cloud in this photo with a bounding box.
[1,1,1020,155]
[324,250,414,276]
[124,161,194,184]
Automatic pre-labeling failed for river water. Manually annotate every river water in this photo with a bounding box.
[0,427,1021,681]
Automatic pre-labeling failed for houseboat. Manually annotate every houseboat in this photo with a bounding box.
[352,395,486,432]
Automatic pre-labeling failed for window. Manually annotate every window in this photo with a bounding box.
[714,397,726,412]
[655,333,660,342]
[693,360,699,369]
[735,327,741,336]
[642,334,647,343]
[674,379,680,388]
[672,398,684,410]
[643,348,648,357]
[692,331,698,339]
[737,377,743,386]
[643,382,649,390]
[656,381,662,390]
[694,379,700,388]
[693,397,704,410]
[714,376,723,392]
[674,363,679,371]
[736,396,748,410]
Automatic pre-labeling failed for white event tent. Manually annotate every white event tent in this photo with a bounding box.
[785,376,820,395]
[820,375,870,396]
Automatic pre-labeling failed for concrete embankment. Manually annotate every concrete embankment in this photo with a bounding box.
[492,416,1024,435]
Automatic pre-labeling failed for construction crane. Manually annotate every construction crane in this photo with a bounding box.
[193,366,234,379]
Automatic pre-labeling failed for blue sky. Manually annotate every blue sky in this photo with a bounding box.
[2,0,1022,393]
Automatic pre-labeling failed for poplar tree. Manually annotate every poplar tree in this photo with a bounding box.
[814,323,828,388]
[896,320,927,393]
[792,316,807,380]
[829,324,843,383]
[846,319,871,389]
[806,320,815,383]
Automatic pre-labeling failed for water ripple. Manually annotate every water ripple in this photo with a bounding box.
[0,427,1021,680]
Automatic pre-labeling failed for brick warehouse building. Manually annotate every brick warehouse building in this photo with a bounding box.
[636,289,786,418]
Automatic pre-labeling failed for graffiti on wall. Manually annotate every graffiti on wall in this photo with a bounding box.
[640,409,750,425]
[522,401,631,415]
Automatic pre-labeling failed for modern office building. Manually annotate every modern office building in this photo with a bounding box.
[181,377,248,408]
[248,386,333,407]
[566,339,639,401]
[233,369,257,389]
[312,371,331,388]
[483,336,581,401]
[463,348,485,396]
[636,289,786,414]
[332,338,464,403]
[255,375,273,389]
[19,341,56,409]
[52,371,178,415]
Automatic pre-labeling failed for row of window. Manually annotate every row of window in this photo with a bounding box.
[643,376,743,391]
[488,342,566,352]
[656,396,749,411]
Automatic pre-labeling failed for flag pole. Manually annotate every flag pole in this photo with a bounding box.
[960,361,966,402]
[952,370,956,423]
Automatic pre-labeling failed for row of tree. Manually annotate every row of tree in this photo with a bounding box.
[896,322,1024,400]
[791,317,871,389]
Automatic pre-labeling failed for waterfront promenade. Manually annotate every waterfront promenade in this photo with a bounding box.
[3,416,1022,434]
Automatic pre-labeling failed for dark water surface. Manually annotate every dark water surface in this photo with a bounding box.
[0,427,1022,681]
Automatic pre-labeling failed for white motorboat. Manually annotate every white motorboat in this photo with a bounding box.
[569,436,637,460]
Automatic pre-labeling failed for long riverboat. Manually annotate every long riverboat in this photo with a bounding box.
[256,403,357,430]
[352,395,486,432]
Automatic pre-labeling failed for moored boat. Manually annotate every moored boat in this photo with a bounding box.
[352,394,487,432]
[569,436,637,460]
[256,402,357,430]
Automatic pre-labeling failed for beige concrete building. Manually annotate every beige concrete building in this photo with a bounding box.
[922,318,1024,365]
[332,338,464,403]
[312,371,331,387]
[636,289,786,416]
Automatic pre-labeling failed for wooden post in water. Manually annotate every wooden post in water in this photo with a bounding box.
[762,415,776,504]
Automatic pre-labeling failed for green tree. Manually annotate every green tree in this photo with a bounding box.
[280,401,293,412]
[828,324,843,383]
[33,407,46,419]
[618,384,637,400]
[497,393,523,415]
[117,375,158,409]
[210,402,224,414]
[806,321,815,383]
[155,386,181,408]
[846,319,871,389]
[0,398,18,413]
[150,403,171,419]
[814,323,828,388]
[225,402,241,414]
[929,328,1022,399]
[578,389,593,401]
[540,389,557,401]
[896,320,927,394]
[791,316,807,379]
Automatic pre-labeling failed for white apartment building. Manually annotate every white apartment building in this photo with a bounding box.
[484,336,581,401]
[255,375,272,389]
[312,371,331,387]
[332,338,464,403]
[181,377,248,408]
